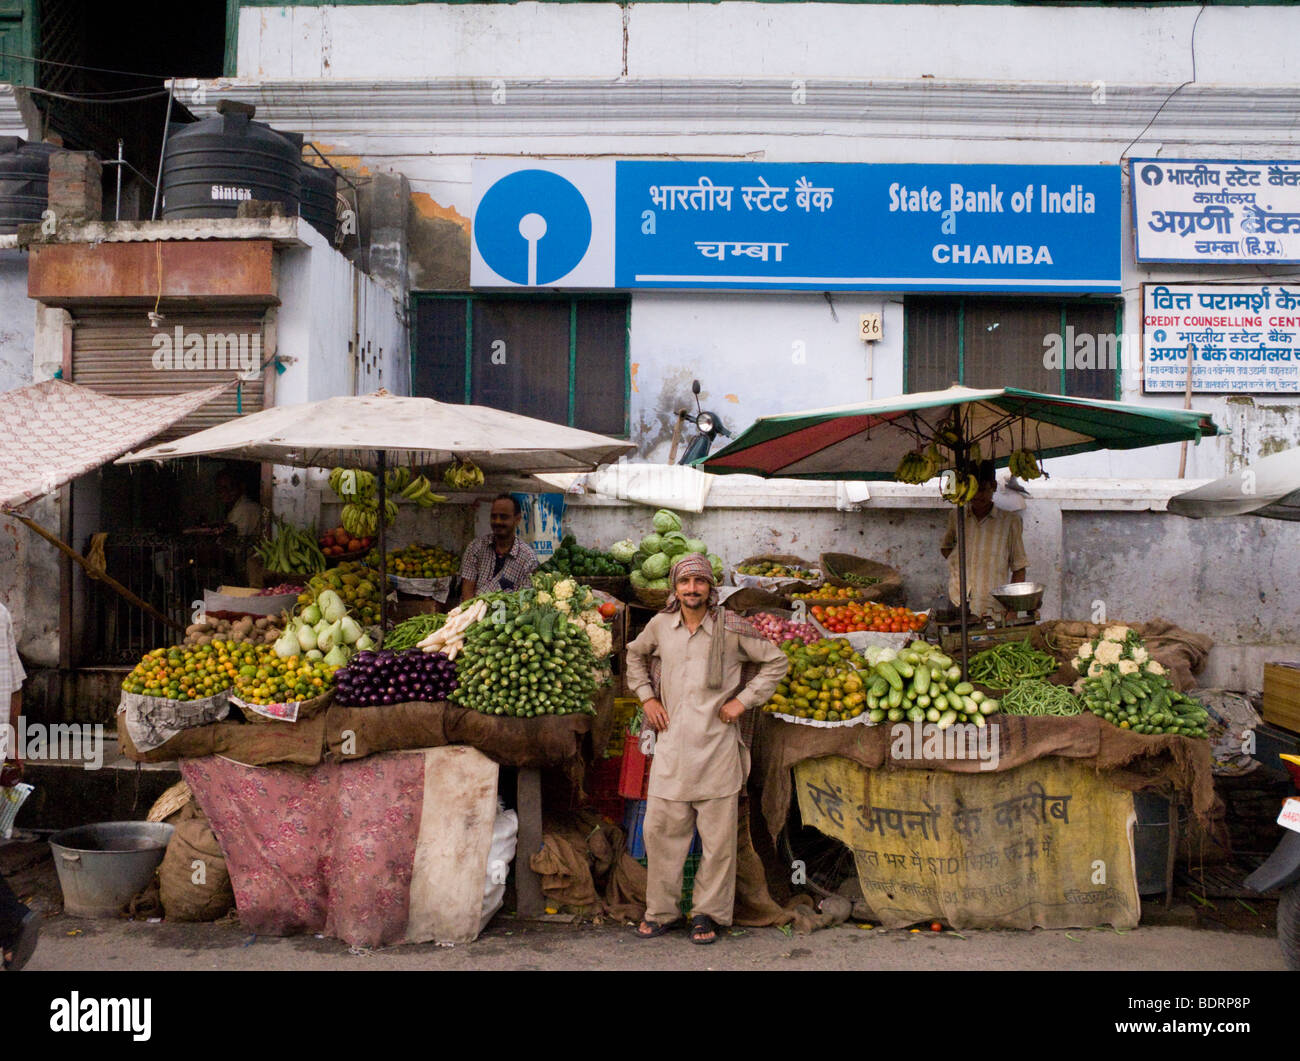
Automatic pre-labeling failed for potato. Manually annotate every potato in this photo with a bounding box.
[185,622,212,636]
[195,635,212,645]
[263,628,278,643]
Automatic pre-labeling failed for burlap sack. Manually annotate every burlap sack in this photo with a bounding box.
[159,813,235,922]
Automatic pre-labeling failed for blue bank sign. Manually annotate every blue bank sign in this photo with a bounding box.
[471,161,1120,294]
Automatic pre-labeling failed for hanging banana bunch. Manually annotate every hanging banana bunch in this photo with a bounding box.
[1008,448,1044,480]
[443,458,486,491]
[399,474,445,507]
[894,443,943,485]
[941,469,980,506]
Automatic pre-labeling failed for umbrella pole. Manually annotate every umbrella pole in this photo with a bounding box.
[956,508,969,679]
[378,451,388,642]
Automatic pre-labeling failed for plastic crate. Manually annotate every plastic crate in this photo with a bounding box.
[623,799,702,859]
[585,755,624,824]
[606,698,641,757]
[618,732,652,798]
[637,853,702,917]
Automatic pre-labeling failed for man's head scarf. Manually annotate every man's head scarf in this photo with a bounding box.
[664,553,717,613]
[663,553,725,689]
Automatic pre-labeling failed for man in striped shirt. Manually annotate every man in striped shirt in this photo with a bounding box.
[940,462,1028,618]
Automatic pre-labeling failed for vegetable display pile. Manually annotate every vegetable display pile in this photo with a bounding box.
[184,615,283,648]
[789,586,862,601]
[122,643,259,700]
[624,510,723,595]
[417,598,488,660]
[367,543,458,579]
[319,525,373,558]
[811,601,928,634]
[968,640,1058,689]
[450,593,601,718]
[737,560,817,580]
[839,572,883,589]
[335,649,458,706]
[296,562,390,628]
[254,518,327,575]
[998,679,1083,717]
[274,589,375,666]
[860,642,999,727]
[1078,670,1209,737]
[541,535,629,577]
[765,638,868,721]
[385,613,447,651]
[747,612,820,646]
[232,650,337,705]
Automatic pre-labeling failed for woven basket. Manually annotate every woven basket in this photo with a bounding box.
[633,584,671,610]
[233,689,334,725]
[819,553,905,604]
[732,553,822,591]
[147,781,193,823]
[576,574,630,600]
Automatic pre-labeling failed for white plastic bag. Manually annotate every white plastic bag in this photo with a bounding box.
[480,804,519,934]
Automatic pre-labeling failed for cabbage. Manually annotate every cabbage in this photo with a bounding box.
[684,538,707,555]
[640,533,664,555]
[653,509,682,533]
[629,569,649,590]
[648,577,670,591]
[609,539,638,564]
[706,552,724,581]
[661,536,688,558]
[642,552,672,579]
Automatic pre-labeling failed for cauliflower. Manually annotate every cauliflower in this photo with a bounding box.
[1077,642,1094,660]
[1102,625,1131,643]
[1145,660,1166,676]
[555,599,571,614]
[535,591,554,606]
[1117,659,1139,675]
[579,609,604,627]
[554,580,575,601]
[586,624,613,659]
[1088,661,1104,678]
[1094,640,1123,667]
[1131,646,1149,663]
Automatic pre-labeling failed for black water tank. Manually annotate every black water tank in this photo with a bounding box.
[0,138,59,233]
[299,161,338,244]
[160,108,300,221]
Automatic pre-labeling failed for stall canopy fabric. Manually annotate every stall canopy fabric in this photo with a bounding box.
[117,391,636,473]
[1167,446,1300,521]
[0,378,236,509]
[700,385,1220,480]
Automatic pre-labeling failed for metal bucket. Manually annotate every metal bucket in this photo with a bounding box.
[48,822,174,918]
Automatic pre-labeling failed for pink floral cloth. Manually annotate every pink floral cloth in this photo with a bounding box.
[181,753,426,947]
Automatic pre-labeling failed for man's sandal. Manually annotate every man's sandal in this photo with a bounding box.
[4,911,39,971]
[690,915,718,945]
[635,919,683,939]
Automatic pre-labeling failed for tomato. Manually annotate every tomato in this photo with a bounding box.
[598,601,617,619]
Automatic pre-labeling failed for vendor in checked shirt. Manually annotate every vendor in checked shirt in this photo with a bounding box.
[459,494,539,602]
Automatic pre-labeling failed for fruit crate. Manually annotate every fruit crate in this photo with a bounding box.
[585,756,624,824]
[623,798,702,859]
[636,853,702,917]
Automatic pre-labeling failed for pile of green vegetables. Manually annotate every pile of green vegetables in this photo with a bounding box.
[615,509,724,594]
[540,535,628,578]
[1079,669,1209,737]
[384,613,447,652]
[998,679,1083,717]
[451,589,601,718]
[968,640,1058,689]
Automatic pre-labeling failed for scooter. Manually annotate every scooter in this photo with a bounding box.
[1244,752,1300,970]
[668,379,731,466]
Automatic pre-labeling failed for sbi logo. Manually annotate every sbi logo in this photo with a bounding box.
[474,169,593,286]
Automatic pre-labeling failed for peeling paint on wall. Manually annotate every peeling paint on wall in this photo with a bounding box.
[411,192,470,233]
[407,193,471,291]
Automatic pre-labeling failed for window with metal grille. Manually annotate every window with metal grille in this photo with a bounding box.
[904,297,1122,399]
[412,295,629,436]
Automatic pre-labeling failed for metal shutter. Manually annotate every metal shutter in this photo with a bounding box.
[70,306,267,442]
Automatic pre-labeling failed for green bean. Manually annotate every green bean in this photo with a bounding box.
[969,640,1057,689]
[998,679,1083,717]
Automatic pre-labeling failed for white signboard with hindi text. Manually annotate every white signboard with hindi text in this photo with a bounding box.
[1142,283,1300,393]
[1131,159,1300,264]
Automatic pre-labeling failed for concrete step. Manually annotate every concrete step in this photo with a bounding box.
[15,736,181,833]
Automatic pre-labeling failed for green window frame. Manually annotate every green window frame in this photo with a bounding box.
[903,296,1123,400]
[410,292,631,437]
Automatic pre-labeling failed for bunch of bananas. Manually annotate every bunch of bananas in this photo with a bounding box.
[255,518,327,575]
[443,458,485,490]
[341,503,379,539]
[894,444,943,485]
[384,467,412,493]
[399,474,444,506]
[329,467,377,500]
[1008,448,1044,481]
[941,470,981,506]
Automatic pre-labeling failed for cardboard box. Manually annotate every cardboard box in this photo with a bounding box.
[1262,662,1300,735]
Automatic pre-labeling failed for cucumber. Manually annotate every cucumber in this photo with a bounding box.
[877,662,904,691]
[926,707,941,723]
[953,682,974,696]
[937,709,958,729]
[930,653,954,669]
[906,706,925,723]
[895,661,915,680]
[978,699,999,715]
[868,709,886,724]
[887,707,905,723]
[971,712,987,728]
[913,667,931,696]
[946,691,964,712]
[888,686,903,709]
[870,677,890,698]
[917,694,931,708]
